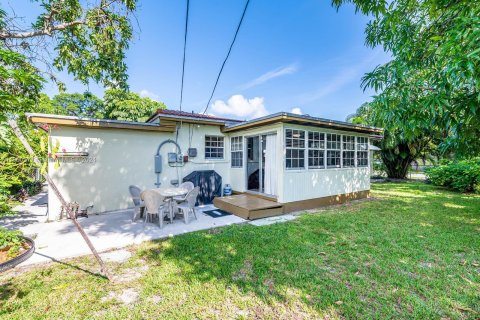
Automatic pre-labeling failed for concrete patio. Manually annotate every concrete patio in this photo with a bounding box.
[2,193,246,267]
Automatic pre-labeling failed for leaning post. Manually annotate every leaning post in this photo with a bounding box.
[8,118,112,280]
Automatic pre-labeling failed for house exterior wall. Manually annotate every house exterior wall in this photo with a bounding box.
[280,123,370,203]
[47,120,371,220]
[48,123,236,220]
[230,123,285,202]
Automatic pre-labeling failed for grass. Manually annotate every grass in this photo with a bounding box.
[1,181,479,319]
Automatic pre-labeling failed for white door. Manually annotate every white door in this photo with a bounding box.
[264,134,277,196]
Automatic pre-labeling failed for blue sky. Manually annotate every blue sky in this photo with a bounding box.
[10,0,390,121]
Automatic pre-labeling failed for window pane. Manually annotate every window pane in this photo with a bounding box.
[285,129,306,169]
[205,136,224,159]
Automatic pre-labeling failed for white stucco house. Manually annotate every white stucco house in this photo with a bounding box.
[27,109,383,220]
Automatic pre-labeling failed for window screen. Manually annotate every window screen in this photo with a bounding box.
[342,135,355,167]
[205,136,224,159]
[357,137,369,167]
[231,136,243,167]
[326,133,341,168]
[308,131,325,168]
[285,129,305,169]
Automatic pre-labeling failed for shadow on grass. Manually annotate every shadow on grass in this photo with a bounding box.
[136,182,480,318]
[34,252,108,280]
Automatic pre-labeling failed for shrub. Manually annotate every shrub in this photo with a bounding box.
[0,227,24,259]
[425,158,480,192]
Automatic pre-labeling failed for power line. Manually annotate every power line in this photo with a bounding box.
[179,0,190,111]
[202,0,251,114]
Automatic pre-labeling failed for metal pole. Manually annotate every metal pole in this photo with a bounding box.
[8,119,112,280]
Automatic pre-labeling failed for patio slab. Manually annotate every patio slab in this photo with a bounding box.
[3,201,245,267]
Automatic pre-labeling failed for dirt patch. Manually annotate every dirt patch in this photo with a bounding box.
[112,265,149,283]
[0,240,31,264]
[232,259,253,281]
[0,250,8,264]
[102,288,139,305]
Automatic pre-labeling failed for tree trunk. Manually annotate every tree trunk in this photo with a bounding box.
[380,142,415,179]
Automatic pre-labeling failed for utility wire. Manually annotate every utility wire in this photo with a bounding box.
[202,0,251,114]
[179,0,190,111]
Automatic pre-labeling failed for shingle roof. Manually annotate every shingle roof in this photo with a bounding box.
[148,109,244,124]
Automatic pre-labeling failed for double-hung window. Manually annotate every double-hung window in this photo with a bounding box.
[342,135,356,167]
[231,136,243,168]
[205,136,224,159]
[308,131,325,168]
[326,133,341,168]
[285,129,305,169]
[357,137,369,167]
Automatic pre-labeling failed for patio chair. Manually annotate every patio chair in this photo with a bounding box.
[176,186,200,224]
[141,189,168,228]
[173,182,194,201]
[172,181,195,214]
[129,185,146,221]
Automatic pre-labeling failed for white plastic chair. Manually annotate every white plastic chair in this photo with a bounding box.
[141,190,168,228]
[129,185,145,221]
[173,182,194,202]
[176,186,199,224]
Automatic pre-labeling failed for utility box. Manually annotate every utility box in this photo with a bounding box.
[154,155,162,173]
[188,148,197,157]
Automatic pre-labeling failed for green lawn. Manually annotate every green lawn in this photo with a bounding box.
[1,182,479,319]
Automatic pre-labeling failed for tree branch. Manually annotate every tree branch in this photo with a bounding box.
[0,20,86,40]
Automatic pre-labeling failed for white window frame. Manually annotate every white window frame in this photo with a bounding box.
[326,133,341,168]
[342,135,356,168]
[230,136,243,168]
[205,135,224,160]
[307,131,325,169]
[285,128,305,170]
[356,136,369,167]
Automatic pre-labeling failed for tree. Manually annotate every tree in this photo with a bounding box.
[0,1,136,92]
[51,92,104,118]
[348,102,441,178]
[0,1,137,215]
[333,0,480,157]
[103,89,166,122]
[0,46,44,120]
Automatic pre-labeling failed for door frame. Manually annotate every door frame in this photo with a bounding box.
[244,133,277,198]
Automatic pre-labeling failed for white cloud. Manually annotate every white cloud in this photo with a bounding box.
[240,63,298,90]
[291,107,303,115]
[211,94,269,120]
[139,89,159,100]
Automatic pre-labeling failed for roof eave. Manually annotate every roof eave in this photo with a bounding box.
[26,113,176,132]
[223,113,383,135]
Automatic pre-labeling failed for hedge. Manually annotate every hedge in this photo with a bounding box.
[425,158,480,193]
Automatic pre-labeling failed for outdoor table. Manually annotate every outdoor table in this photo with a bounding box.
[151,187,188,222]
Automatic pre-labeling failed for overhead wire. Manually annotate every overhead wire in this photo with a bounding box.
[202,0,251,114]
[179,0,190,111]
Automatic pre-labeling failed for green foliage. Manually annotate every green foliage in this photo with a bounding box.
[0,227,23,259]
[348,102,438,179]
[50,92,104,118]
[425,158,480,193]
[334,0,480,156]
[103,89,166,122]
[0,45,44,121]
[0,1,137,216]
[1,1,137,91]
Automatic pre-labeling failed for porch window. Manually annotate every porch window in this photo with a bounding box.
[205,136,224,159]
[285,129,305,169]
[357,137,369,167]
[308,131,325,168]
[326,133,341,168]
[342,135,355,167]
[231,136,243,168]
